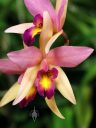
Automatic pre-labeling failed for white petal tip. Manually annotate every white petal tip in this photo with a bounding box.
[70,95,76,105]
[4,23,34,34]
[72,99,76,105]
[12,99,20,106]
[12,95,24,106]
[66,95,76,105]
[59,115,65,119]
[4,28,13,33]
[12,102,16,106]
[45,96,65,119]
[4,29,8,33]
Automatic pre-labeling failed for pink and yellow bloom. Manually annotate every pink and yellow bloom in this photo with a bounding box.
[0,9,94,119]
[5,0,68,46]
[0,42,93,118]
[1,8,95,120]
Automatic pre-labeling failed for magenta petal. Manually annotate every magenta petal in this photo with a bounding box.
[24,0,59,31]
[46,83,55,99]
[46,46,94,67]
[49,68,58,79]
[57,0,66,29]
[33,14,43,27]
[8,47,42,70]
[0,59,23,74]
[36,83,45,97]
[24,0,55,17]
[35,79,55,99]
[23,27,35,46]
[36,70,45,79]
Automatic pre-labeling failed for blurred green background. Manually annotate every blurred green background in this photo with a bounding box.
[0,0,96,128]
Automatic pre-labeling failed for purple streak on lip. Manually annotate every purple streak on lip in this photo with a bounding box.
[46,83,55,99]
[23,27,35,46]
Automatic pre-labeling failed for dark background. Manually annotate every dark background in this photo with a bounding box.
[0,0,96,128]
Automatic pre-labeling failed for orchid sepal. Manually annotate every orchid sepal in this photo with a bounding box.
[5,23,34,34]
[13,66,39,105]
[54,66,76,104]
[45,96,65,119]
[46,46,94,68]
[0,82,20,107]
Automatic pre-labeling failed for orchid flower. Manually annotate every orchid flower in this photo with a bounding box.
[5,0,68,46]
[0,38,93,119]
[0,8,94,118]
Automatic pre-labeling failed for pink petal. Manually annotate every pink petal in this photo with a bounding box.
[0,59,23,74]
[24,0,59,31]
[24,0,54,17]
[56,0,68,28]
[46,46,94,67]
[40,59,48,72]
[8,47,42,70]
[5,23,34,34]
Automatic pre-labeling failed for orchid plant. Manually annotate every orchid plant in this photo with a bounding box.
[0,0,94,119]
[5,0,68,46]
